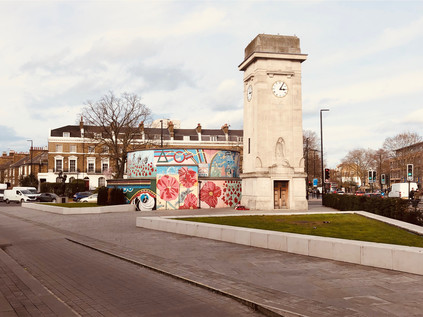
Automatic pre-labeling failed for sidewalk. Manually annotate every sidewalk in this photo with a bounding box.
[1,200,423,316]
[0,243,77,317]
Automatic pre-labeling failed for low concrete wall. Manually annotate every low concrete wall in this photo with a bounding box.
[23,203,136,214]
[136,212,423,276]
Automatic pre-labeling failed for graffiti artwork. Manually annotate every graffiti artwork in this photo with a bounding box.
[156,166,199,210]
[200,180,242,209]
[124,148,241,211]
[127,149,240,179]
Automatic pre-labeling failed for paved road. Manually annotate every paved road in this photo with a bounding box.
[0,204,263,317]
[1,201,423,316]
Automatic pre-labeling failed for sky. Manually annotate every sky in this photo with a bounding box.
[1,0,423,168]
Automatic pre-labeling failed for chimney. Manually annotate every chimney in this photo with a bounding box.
[80,116,84,137]
[221,123,229,141]
[139,121,145,140]
[168,121,174,140]
[196,123,202,141]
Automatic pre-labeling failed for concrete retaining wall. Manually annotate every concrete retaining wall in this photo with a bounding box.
[136,212,423,276]
[23,203,135,214]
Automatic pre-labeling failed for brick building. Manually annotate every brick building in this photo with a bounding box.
[389,141,423,186]
[38,119,243,190]
[0,148,48,187]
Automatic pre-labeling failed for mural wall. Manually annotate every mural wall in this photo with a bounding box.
[107,181,157,211]
[156,166,199,210]
[127,149,240,179]
[125,149,241,211]
[200,180,242,209]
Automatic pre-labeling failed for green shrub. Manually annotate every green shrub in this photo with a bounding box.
[97,186,108,205]
[40,180,87,198]
[108,187,126,205]
[323,194,422,225]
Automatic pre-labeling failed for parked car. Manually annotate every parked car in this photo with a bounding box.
[0,183,7,201]
[388,182,418,199]
[4,189,37,204]
[37,193,60,203]
[73,191,92,202]
[80,194,98,203]
[355,191,365,196]
[13,187,40,199]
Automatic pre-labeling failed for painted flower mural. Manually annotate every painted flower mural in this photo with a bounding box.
[222,181,242,207]
[157,175,179,201]
[179,193,198,209]
[200,181,222,208]
[178,167,197,188]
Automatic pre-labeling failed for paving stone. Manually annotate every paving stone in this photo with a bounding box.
[0,202,423,316]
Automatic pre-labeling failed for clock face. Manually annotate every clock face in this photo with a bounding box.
[272,81,288,98]
[247,85,253,101]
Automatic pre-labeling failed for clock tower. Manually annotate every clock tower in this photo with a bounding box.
[239,34,308,210]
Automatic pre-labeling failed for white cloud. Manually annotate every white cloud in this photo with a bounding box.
[1,0,423,169]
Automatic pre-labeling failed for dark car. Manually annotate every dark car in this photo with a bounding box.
[73,191,92,202]
[37,193,60,203]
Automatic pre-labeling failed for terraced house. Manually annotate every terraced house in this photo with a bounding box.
[0,148,48,187]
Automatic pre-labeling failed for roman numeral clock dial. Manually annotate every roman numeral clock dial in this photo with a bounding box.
[272,81,288,98]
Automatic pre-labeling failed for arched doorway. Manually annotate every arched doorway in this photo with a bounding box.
[84,177,90,191]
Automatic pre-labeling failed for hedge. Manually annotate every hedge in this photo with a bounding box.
[40,180,85,198]
[323,194,423,226]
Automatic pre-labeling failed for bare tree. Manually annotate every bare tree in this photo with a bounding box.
[80,91,152,179]
[383,131,422,158]
[341,148,376,186]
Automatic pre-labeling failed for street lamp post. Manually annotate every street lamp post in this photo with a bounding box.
[320,109,330,194]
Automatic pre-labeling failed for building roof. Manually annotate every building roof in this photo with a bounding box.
[51,125,243,139]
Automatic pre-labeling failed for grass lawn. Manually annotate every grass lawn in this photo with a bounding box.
[179,213,423,248]
[41,203,98,208]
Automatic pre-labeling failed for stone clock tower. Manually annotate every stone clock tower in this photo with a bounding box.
[239,34,308,210]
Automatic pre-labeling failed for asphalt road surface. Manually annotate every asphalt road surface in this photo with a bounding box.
[0,204,262,317]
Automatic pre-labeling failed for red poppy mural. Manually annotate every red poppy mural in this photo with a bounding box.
[157,175,179,201]
[200,181,222,208]
[179,193,198,209]
[178,167,197,188]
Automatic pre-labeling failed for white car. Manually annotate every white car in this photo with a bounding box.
[80,193,98,203]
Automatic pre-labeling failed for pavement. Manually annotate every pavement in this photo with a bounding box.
[1,198,423,316]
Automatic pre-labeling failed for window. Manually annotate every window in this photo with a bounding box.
[63,132,70,137]
[70,145,76,153]
[87,158,95,173]
[237,137,243,142]
[55,159,63,172]
[210,136,217,142]
[88,146,95,154]
[56,144,63,152]
[88,162,95,173]
[98,177,106,187]
[102,162,109,172]
[102,146,109,154]
[69,159,76,172]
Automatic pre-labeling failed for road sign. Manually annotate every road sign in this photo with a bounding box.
[313,178,318,187]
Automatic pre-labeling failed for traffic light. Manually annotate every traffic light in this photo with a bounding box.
[407,164,413,181]
[372,171,377,183]
[368,170,373,183]
[381,174,386,185]
[324,168,330,183]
